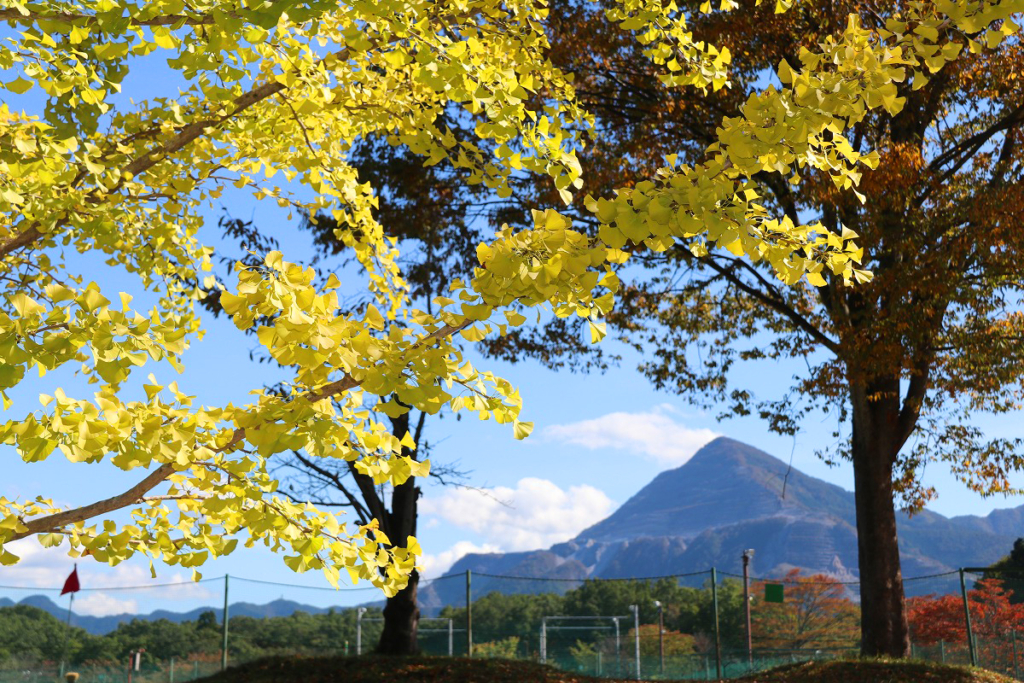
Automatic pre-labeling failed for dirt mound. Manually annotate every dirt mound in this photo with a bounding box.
[735,659,1015,683]
[199,655,1017,683]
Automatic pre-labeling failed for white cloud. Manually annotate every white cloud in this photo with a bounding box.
[420,478,614,555]
[542,404,720,465]
[419,541,501,578]
[1,539,215,616]
[74,593,140,616]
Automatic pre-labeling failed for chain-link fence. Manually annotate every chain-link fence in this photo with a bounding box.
[0,657,224,683]
[0,572,459,682]
[442,569,861,680]
[4,565,1024,681]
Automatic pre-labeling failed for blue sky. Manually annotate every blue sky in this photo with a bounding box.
[2,30,1024,619]
[2,193,1022,616]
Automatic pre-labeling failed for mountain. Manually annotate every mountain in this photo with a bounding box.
[8,437,1019,622]
[1,594,348,635]
[436,437,1022,601]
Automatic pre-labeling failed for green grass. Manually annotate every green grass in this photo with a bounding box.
[198,655,1018,683]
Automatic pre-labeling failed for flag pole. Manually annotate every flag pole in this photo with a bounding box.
[59,589,74,679]
[59,565,77,679]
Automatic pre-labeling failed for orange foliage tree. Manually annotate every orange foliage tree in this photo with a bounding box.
[908,579,1024,672]
[751,569,860,651]
[908,579,1024,643]
[535,0,1024,659]
[299,0,1024,658]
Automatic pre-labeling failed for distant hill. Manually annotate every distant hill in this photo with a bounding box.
[425,437,1023,604]
[8,438,1021,623]
[0,594,348,635]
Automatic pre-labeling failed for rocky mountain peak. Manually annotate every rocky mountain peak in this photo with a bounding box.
[576,437,854,543]
[442,437,1023,600]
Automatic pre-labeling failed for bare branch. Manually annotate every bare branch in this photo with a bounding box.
[11,463,177,540]
[10,320,473,540]
[682,249,840,354]
[289,451,373,524]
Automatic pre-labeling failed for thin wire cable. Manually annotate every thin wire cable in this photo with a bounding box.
[474,569,711,582]
[232,570,469,592]
[232,576,380,592]
[718,571,864,586]
[0,567,979,593]
[901,570,965,582]
[719,569,960,585]
[83,578,225,592]
[0,570,471,593]
[0,578,224,593]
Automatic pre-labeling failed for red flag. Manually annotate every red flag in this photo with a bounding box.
[60,566,80,596]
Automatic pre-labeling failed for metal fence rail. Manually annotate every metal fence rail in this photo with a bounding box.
[3,565,1024,681]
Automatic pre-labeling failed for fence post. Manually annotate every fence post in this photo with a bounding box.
[170,656,175,683]
[193,660,199,681]
[221,574,230,672]
[1013,630,1020,680]
[448,618,454,657]
[711,568,722,680]
[630,604,641,681]
[657,601,665,678]
[960,568,977,667]
[540,617,547,663]
[466,570,473,658]
[614,617,621,675]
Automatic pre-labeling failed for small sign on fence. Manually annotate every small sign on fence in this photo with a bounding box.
[764,583,785,603]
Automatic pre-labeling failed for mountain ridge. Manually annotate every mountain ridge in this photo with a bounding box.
[0,594,348,635]
[442,437,1022,595]
[6,437,1021,624]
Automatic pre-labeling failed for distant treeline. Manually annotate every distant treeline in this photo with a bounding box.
[0,574,864,667]
[0,603,383,668]
[438,576,759,657]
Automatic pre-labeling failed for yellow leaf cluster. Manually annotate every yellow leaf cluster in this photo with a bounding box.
[0,0,1019,595]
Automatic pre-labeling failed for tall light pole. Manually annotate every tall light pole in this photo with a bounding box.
[743,549,755,671]
[356,607,367,655]
[654,600,664,677]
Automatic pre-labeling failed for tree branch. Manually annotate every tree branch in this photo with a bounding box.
[0,8,217,25]
[290,451,373,525]
[10,463,177,540]
[895,361,931,452]
[916,103,1024,207]
[9,320,472,541]
[345,460,390,533]
[684,250,840,354]
[0,47,350,259]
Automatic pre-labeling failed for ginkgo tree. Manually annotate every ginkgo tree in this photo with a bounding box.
[0,0,1017,611]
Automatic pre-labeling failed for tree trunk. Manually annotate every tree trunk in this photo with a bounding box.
[376,412,421,655]
[850,381,911,658]
[377,570,421,655]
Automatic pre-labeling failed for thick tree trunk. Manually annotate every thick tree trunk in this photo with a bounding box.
[376,412,421,655]
[850,381,911,658]
[377,570,420,655]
